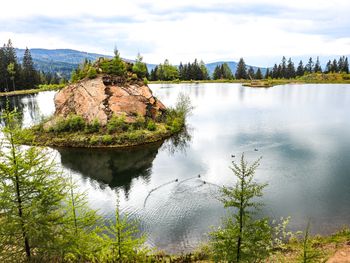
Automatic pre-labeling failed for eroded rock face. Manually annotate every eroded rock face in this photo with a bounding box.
[54,76,166,125]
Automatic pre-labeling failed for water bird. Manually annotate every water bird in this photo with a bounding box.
[231,154,236,158]
[254,148,258,151]
[175,179,178,182]
[198,174,201,178]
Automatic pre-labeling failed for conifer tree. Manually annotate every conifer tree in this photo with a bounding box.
[264,68,270,79]
[296,60,305,76]
[255,68,263,79]
[22,47,37,88]
[132,53,148,79]
[210,154,272,262]
[305,57,314,73]
[286,58,296,78]
[235,58,247,79]
[314,57,322,73]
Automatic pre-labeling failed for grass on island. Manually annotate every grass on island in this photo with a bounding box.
[20,94,192,148]
[0,83,65,97]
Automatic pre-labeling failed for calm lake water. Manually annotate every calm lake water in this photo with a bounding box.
[1,83,350,253]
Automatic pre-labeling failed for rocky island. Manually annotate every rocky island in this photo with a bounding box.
[22,52,191,147]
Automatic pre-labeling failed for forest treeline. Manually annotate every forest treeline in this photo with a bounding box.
[1,39,350,91]
[149,56,350,81]
[0,40,65,92]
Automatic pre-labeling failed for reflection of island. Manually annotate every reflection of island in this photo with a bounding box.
[58,141,163,197]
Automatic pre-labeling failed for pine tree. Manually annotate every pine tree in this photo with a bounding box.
[281,56,287,78]
[264,68,270,79]
[255,68,263,79]
[235,58,247,79]
[314,57,322,73]
[22,47,37,89]
[272,64,279,78]
[296,60,305,76]
[210,154,272,262]
[286,58,296,78]
[305,57,314,73]
[332,59,338,73]
[132,53,148,79]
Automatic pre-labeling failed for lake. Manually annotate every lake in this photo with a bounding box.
[1,83,350,253]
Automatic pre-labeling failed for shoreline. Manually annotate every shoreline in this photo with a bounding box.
[0,84,65,97]
[2,78,350,98]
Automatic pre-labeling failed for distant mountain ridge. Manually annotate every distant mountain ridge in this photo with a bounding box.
[15,48,266,78]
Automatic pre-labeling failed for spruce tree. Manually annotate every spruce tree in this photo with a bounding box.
[264,68,270,79]
[296,60,305,76]
[235,58,247,79]
[343,57,349,74]
[210,154,272,262]
[305,57,314,73]
[132,53,148,79]
[314,57,322,73]
[22,47,37,89]
[255,68,263,79]
[286,58,296,78]
[281,56,287,78]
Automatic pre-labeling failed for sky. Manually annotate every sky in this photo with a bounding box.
[1,0,350,66]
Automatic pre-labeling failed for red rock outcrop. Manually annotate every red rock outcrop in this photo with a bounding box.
[54,76,166,125]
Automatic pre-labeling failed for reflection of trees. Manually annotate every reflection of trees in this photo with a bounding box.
[162,126,192,155]
[0,94,40,127]
[58,142,164,199]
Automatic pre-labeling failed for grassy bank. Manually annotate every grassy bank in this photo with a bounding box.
[150,227,350,262]
[21,121,181,148]
[0,83,65,97]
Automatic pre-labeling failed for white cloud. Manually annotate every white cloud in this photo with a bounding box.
[1,0,350,65]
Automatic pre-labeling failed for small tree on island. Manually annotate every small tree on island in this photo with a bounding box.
[210,154,272,262]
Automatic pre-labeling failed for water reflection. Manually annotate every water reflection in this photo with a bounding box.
[58,142,163,199]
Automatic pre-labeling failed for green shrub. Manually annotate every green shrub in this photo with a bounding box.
[49,115,86,133]
[133,115,146,129]
[90,135,99,145]
[102,135,113,145]
[68,115,86,132]
[107,114,127,134]
[87,67,97,79]
[147,120,156,131]
[85,118,100,133]
[99,57,126,76]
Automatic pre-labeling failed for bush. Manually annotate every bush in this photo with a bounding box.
[147,120,156,131]
[49,115,86,133]
[102,134,113,145]
[87,67,97,79]
[85,118,100,133]
[133,115,146,130]
[99,57,126,76]
[107,114,127,134]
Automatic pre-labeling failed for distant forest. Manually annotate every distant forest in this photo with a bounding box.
[1,39,350,92]
[149,56,349,81]
[0,40,65,92]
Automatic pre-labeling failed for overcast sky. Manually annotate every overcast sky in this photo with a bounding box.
[1,0,350,66]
